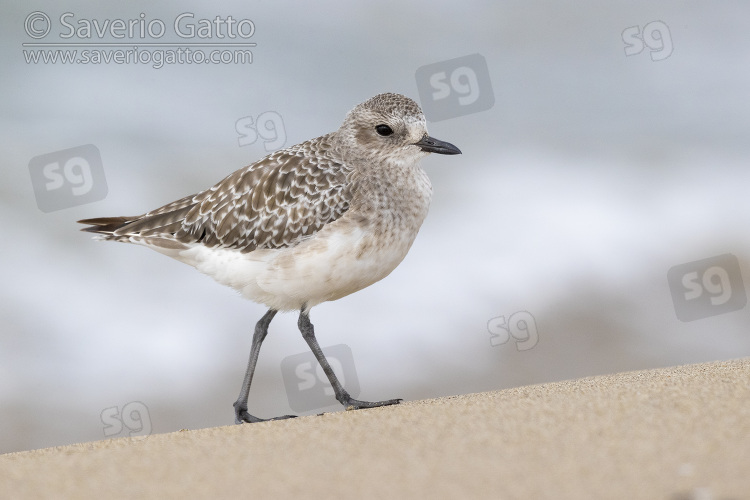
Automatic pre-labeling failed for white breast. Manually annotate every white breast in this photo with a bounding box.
[165,164,432,312]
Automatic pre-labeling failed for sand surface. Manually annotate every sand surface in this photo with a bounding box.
[2,358,748,499]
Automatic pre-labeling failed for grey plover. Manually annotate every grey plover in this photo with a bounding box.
[79,93,461,423]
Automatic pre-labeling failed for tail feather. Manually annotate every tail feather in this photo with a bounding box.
[78,216,138,235]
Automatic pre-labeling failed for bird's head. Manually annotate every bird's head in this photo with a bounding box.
[335,93,461,166]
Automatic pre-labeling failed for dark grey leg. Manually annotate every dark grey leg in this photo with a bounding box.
[298,309,401,410]
[233,308,296,423]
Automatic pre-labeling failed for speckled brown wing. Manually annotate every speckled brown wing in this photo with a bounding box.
[80,134,353,253]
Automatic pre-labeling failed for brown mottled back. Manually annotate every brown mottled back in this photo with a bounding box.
[81,134,352,253]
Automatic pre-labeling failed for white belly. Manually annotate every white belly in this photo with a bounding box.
[172,216,422,312]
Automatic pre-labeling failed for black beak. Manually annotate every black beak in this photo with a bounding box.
[414,135,462,155]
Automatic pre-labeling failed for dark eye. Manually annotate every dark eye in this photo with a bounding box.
[375,124,393,136]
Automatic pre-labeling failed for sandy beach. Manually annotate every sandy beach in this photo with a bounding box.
[2,358,748,499]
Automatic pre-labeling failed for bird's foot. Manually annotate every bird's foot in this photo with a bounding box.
[233,402,297,424]
[338,395,402,411]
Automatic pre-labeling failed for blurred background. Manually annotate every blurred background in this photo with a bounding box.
[2,1,749,453]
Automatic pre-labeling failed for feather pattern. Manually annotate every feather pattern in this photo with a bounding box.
[78,93,459,311]
[80,133,352,253]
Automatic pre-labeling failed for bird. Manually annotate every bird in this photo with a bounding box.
[78,92,461,423]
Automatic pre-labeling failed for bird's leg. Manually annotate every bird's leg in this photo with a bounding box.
[297,309,402,410]
[234,308,296,423]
